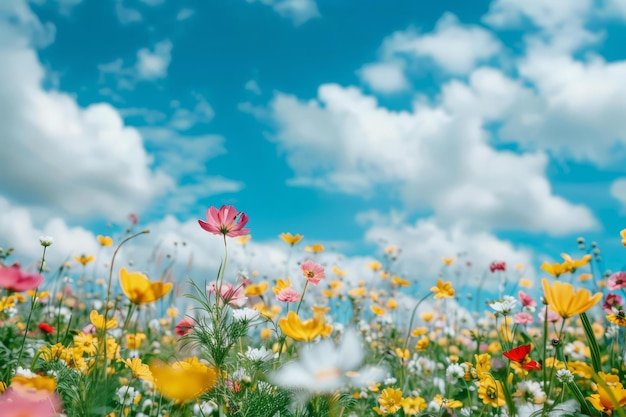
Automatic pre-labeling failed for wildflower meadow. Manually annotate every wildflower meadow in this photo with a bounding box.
[0,204,625,417]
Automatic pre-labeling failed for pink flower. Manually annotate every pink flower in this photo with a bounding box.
[518,291,537,308]
[603,293,623,314]
[276,287,300,303]
[198,205,250,238]
[489,261,506,273]
[207,282,248,307]
[0,387,63,417]
[607,271,626,290]
[128,213,139,225]
[300,260,325,286]
[513,312,534,325]
[539,306,562,324]
[175,318,195,336]
[0,264,44,292]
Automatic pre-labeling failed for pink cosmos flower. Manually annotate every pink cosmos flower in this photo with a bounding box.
[603,293,623,314]
[128,213,139,225]
[300,260,325,286]
[489,261,506,273]
[207,282,248,307]
[0,264,44,292]
[539,306,562,324]
[607,271,626,290]
[0,387,63,417]
[518,291,537,308]
[513,312,534,325]
[276,287,300,303]
[198,205,250,238]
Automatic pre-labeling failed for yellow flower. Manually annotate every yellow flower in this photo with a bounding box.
[149,358,217,403]
[348,287,366,298]
[587,380,626,415]
[561,253,592,270]
[89,310,118,330]
[578,273,593,282]
[97,235,113,247]
[74,331,98,356]
[514,263,525,271]
[442,257,455,266]
[0,380,5,393]
[119,267,173,305]
[370,305,386,316]
[367,261,382,271]
[392,275,410,287]
[278,311,332,341]
[433,394,463,409]
[126,333,147,350]
[415,336,429,351]
[475,353,492,374]
[386,298,398,310]
[252,302,282,318]
[540,261,571,277]
[272,278,291,295]
[478,377,506,408]
[167,307,178,318]
[280,232,303,246]
[260,328,272,340]
[331,266,345,277]
[519,278,533,288]
[374,388,403,415]
[118,357,154,382]
[401,396,427,415]
[237,235,252,245]
[431,279,455,299]
[411,327,428,337]
[304,243,324,253]
[395,348,410,360]
[244,281,268,296]
[10,374,57,400]
[621,229,626,247]
[607,311,626,327]
[420,312,434,322]
[542,278,602,318]
[75,254,95,266]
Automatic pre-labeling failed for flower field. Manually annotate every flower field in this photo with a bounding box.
[0,205,625,417]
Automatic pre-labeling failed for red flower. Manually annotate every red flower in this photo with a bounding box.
[198,205,250,238]
[175,318,195,337]
[503,344,531,362]
[522,360,542,370]
[0,264,44,292]
[489,261,506,273]
[38,323,54,334]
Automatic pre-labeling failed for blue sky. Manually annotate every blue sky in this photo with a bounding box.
[2,0,626,294]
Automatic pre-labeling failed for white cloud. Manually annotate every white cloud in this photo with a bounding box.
[610,178,626,209]
[263,73,596,235]
[358,60,408,94]
[169,93,214,131]
[136,39,172,80]
[382,13,501,75]
[246,0,320,26]
[363,215,535,287]
[115,0,142,24]
[177,8,195,21]
[245,79,262,95]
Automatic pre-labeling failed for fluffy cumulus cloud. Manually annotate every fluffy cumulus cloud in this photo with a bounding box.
[610,178,626,209]
[266,76,597,235]
[136,39,173,80]
[358,60,409,94]
[363,214,535,286]
[245,0,320,26]
[380,13,501,75]
[0,4,172,220]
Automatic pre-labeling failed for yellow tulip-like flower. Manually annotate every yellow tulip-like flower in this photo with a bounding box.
[90,310,118,330]
[367,260,382,271]
[348,287,366,298]
[370,305,386,316]
[587,380,626,415]
[278,311,332,341]
[541,278,602,318]
[118,357,154,382]
[621,229,626,247]
[119,267,173,305]
[433,394,464,409]
[561,253,592,270]
[252,302,282,318]
[386,298,398,310]
[75,254,95,266]
[431,279,455,299]
[272,278,291,295]
[97,235,113,247]
[149,357,217,403]
[477,377,506,408]
[279,232,303,246]
[244,281,268,296]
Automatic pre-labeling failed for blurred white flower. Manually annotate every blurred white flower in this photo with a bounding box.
[271,328,385,393]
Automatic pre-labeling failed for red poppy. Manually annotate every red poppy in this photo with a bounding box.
[38,323,54,334]
[175,318,194,336]
[490,261,506,273]
[503,344,531,362]
[522,360,542,370]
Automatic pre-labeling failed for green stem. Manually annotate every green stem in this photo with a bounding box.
[403,292,432,352]
[295,280,309,316]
